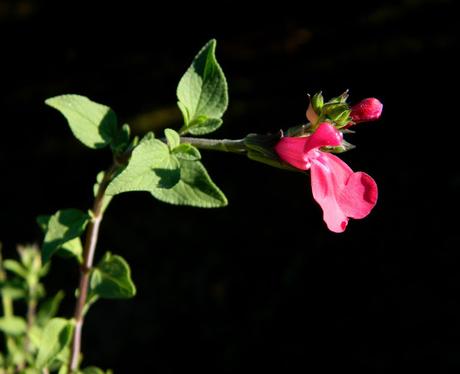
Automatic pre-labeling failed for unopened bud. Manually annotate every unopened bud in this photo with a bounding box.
[350,98,383,123]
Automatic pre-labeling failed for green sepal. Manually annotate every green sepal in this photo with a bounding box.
[311,92,324,113]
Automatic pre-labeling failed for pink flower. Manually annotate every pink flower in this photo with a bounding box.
[274,123,378,233]
[350,98,383,123]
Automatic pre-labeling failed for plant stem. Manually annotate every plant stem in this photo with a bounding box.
[179,137,247,154]
[68,164,117,373]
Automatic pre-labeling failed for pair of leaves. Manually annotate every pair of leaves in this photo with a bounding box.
[106,130,227,207]
[46,39,228,143]
[38,209,88,263]
[177,39,228,135]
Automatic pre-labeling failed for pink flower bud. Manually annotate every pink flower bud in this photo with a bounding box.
[350,98,383,123]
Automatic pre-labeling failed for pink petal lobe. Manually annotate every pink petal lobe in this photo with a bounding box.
[304,123,343,153]
[309,153,378,233]
[310,155,349,233]
[274,136,310,170]
[338,172,378,219]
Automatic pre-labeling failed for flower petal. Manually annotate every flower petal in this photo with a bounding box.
[338,171,378,219]
[309,153,378,232]
[274,136,311,170]
[304,123,343,153]
[310,155,349,233]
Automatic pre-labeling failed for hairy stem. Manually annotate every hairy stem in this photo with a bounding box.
[68,164,117,372]
[179,137,247,154]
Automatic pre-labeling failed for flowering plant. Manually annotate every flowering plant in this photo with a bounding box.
[0,39,381,373]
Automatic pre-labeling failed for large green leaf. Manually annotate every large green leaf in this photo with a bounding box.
[45,94,117,149]
[106,133,180,196]
[89,252,136,299]
[177,39,228,135]
[41,209,89,263]
[35,318,73,369]
[151,159,227,208]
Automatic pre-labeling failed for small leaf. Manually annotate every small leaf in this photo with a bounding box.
[110,123,131,154]
[188,118,223,136]
[36,215,51,232]
[36,318,73,369]
[2,260,28,279]
[89,252,136,299]
[0,316,27,336]
[177,39,228,135]
[164,128,180,150]
[37,291,65,326]
[106,133,180,196]
[38,215,84,262]
[42,209,90,263]
[151,159,227,208]
[45,94,117,149]
[172,143,201,160]
[0,283,26,299]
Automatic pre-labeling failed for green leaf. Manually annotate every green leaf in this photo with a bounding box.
[45,94,117,149]
[0,282,26,300]
[188,118,223,136]
[38,215,84,262]
[36,318,73,369]
[151,159,227,208]
[89,252,136,299]
[37,291,65,326]
[2,260,28,279]
[106,133,180,196]
[42,209,90,263]
[172,143,201,161]
[177,39,228,135]
[164,128,180,150]
[0,316,27,336]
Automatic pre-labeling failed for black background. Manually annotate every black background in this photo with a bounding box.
[0,0,458,372]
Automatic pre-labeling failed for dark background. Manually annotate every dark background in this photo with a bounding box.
[1,0,458,372]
